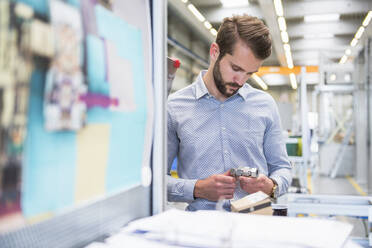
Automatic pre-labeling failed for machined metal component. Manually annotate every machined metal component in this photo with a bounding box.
[230,167,259,178]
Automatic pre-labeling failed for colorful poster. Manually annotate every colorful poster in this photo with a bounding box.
[44,0,86,131]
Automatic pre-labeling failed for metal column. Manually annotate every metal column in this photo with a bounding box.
[152,0,167,214]
[300,67,310,189]
[354,45,368,188]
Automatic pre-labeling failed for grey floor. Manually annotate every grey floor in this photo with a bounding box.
[311,174,368,239]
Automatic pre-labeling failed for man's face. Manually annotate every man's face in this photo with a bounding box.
[212,40,263,97]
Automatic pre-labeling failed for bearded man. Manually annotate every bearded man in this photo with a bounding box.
[167,15,292,211]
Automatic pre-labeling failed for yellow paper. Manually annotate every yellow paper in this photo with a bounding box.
[75,124,110,203]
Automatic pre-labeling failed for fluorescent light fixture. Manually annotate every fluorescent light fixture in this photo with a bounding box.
[289,73,297,90]
[283,43,290,53]
[345,48,351,55]
[362,11,372,27]
[252,74,268,90]
[187,4,205,22]
[210,28,218,36]
[181,0,188,3]
[329,73,336,81]
[304,13,340,23]
[220,0,249,7]
[281,31,289,43]
[303,33,334,39]
[287,61,294,69]
[204,21,212,30]
[285,50,291,61]
[339,55,348,64]
[355,26,365,39]
[273,0,283,16]
[278,16,287,31]
[285,52,294,69]
[344,73,351,82]
[350,38,358,47]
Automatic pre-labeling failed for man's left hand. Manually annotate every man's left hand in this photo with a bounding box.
[239,174,274,195]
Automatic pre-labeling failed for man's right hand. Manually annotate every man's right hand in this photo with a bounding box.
[193,170,236,201]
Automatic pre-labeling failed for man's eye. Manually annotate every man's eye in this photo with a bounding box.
[232,67,240,71]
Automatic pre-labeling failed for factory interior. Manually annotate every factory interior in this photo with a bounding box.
[1,0,372,247]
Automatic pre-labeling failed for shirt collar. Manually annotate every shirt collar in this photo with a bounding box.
[237,83,252,101]
[195,70,209,99]
[194,70,252,101]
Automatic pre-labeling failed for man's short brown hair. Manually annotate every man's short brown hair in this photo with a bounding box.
[216,15,272,60]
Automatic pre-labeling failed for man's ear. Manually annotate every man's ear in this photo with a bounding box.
[210,43,220,61]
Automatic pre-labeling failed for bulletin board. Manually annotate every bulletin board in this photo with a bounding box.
[0,0,154,246]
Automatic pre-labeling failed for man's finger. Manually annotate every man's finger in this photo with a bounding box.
[223,169,231,176]
[217,175,236,184]
[239,176,256,183]
[221,193,234,199]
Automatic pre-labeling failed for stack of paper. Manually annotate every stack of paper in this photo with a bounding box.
[84,209,356,248]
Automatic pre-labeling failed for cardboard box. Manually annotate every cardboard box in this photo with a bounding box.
[231,191,272,215]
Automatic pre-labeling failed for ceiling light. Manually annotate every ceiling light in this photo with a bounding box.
[281,31,289,43]
[278,16,287,31]
[285,52,294,69]
[210,28,218,36]
[339,55,348,64]
[273,0,283,16]
[304,13,340,23]
[287,61,294,69]
[220,0,249,7]
[344,73,351,82]
[362,11,372,27]
[252,74,268,90]
[187,4,205,22]
[204,21,212,30]
[329,73,336,81]
[285,49,291,59]
[181,0,188,3]
[350,38,358,47]
[283,43,290,53]
[289,73,297,90]
[345,48,351,55]
[355,26,365,39]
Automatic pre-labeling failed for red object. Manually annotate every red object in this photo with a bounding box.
[173,59,180,68]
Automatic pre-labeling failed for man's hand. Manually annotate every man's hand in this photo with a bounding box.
[194,170,236,201]
[239,174,274,195]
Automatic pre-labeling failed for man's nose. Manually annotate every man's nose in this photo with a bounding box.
[234,74,247,86]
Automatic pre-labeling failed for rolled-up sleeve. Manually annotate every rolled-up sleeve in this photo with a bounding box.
[167,104,196,202]
[263,99,292,196]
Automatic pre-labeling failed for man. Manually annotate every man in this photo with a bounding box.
[167,15,292,211]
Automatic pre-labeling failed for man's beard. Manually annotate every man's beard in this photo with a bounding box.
[213,57,242,98]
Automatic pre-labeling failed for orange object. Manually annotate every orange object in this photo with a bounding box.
[256,66,318,76]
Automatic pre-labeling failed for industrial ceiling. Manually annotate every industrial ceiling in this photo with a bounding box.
[168,0,372,88]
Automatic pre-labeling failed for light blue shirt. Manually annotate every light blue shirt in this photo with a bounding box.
[167,71,292,211]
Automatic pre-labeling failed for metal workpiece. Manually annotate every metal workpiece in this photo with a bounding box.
[230,167,259,178]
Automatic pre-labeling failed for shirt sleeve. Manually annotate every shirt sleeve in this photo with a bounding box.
[263,99,292,197]
[167,104,197,202]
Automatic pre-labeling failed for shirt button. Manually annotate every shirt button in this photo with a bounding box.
[220,104,224,107]
[224,150,228,154]
[222,127,226,131]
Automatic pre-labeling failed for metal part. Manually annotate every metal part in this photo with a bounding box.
[230,167,259,178]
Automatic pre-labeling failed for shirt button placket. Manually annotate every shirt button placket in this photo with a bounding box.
[220,103,229,167]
